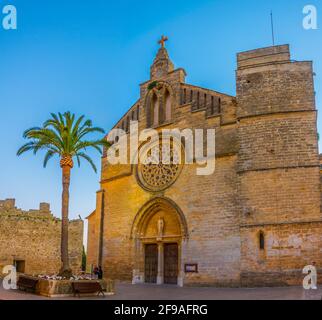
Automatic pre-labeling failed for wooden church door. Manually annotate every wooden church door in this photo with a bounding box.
[164,243,178,284]
[145,244,158,283]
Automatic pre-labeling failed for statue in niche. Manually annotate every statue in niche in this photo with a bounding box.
[157,217,165,238]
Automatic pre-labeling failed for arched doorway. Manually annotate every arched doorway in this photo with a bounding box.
[131,197,188,286]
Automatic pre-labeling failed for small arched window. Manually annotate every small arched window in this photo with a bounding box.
[152,93,159,126]
[127,115,130,131]
[211,96,214,114]
[164,89,171,122]
[259,231,265,250]
[136,106,140,120]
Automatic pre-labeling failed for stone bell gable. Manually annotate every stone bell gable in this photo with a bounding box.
[101,43,237,181]
[88,41,322,287]
[110,44,236,135]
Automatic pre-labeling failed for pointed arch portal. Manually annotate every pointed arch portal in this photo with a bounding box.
[131,197,188,286]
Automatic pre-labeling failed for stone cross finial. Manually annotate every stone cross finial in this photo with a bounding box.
[158,35,168,48]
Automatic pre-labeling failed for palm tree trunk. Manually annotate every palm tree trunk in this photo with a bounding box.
[59,164,72,277]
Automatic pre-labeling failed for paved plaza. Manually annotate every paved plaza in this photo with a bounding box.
[0,281,321,300]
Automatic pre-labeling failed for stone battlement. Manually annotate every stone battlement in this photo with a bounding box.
[0,199,82,223]
[0,198,53,219]
[237,44,291,69]
[0,198,16,210]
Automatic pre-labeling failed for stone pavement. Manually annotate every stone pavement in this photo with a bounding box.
[0,281,321,300]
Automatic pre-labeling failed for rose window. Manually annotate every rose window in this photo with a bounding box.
[137,142,182,192]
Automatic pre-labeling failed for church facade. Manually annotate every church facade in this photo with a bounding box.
[87,41,322,287]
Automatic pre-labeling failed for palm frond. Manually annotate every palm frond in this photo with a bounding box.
[17,142,37,156]
[18,111,108,173]
[76,152,97,172]
[43,150,56,167]
[77,127,105,141]
[23,127,42,138]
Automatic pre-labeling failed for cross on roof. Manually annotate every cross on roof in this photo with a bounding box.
[158,35,168,48]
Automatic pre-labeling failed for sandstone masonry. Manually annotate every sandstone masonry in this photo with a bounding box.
[0,199,83,276]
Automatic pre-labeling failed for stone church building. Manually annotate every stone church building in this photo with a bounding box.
[87,41,322,287]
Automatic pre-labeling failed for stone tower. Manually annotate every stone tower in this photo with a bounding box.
[236,45,321,286]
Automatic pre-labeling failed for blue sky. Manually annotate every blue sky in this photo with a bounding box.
[0,0,321,234]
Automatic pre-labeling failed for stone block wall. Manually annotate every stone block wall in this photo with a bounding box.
[240,222,322,286]
[0,200,83,276]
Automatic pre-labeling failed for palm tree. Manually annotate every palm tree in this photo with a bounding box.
[17,112,109,278]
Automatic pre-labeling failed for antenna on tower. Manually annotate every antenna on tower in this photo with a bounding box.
[270,10,275,46]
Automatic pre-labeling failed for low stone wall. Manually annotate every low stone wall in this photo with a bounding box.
[19,275,108,298]
[240,268,322,288]
[37,279,107,298]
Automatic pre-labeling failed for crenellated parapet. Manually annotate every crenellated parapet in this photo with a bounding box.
[0,198,53,219]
